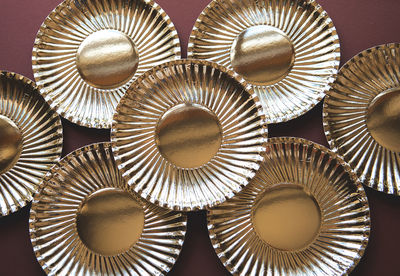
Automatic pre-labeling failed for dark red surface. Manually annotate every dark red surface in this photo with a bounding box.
[0,0,400,275]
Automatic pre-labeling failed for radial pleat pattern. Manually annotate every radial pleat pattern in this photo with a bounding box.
[112,60,268,211]
[324,44,400,195]
[208,137,370,276]
[30,143,186,275]
[0,72,63,216]
[189,0,340,123]
[33,0,180,128]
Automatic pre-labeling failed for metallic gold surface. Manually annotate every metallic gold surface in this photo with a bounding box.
[324,43,400,195]
[366,88,400,152]
[189,0,340,123]
[76,188,144,256]
[76,30,139,89]
[0,71,63,216]
[0,115,22,174]
[252,184,321,251]
[208,137,370,276]
[112,60,268,211]
[230,25,294,85]
[30,143,187,275]
[156,103,222,168]
[33,0,180,128]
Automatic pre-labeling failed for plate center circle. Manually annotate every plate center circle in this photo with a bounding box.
[156,103,222,169]
[366,88,400,152]
[252,184,321,251]
[76,30,139,89]
[0,115,22,174]
[230,25,294,85]
[76,188,145,256]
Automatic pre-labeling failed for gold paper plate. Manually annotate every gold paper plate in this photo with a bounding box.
[33,0,181,128]
[30,143,186,275]
[324,43,400,195]
[208,137,370,276]
[0,71,62,216]
[188,0,340,123]
[112,60,268,211]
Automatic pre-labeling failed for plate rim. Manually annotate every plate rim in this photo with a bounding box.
[207,136,370,276]
[111,58,269,211]
[188,0,341,124]
[32,0,181,129]
[323,42,400,195]
[0,70,63,216]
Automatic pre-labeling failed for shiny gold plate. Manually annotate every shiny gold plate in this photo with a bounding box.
[0,71,62,216]
[112,60,268,211]
[324,43,400,195]
[30,143,186,275]
[208,137,370,275]
[189,0,340,123]
[33,0,181,128]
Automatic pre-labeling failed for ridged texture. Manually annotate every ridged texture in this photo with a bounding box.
[112,60,268,211]
[324,43,400,195]
[0,71,63,216]
[30,143,186,276]
[208,137,370,276]
[188,0,340,123]
[33,0,181,128]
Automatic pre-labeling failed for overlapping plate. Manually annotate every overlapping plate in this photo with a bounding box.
[112,59,268,211]
[189,0,340,123]
[30,143,186,275]
[0,71,62,216]
[33,0,181,128]
[324,43,400,195]
[208,137,370,275]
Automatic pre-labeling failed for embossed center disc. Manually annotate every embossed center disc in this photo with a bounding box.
[76,30,139,89]
[253,184,321,251]
[156,103,222,168]
[0,115,22,174]
[231,25,294,85]
[76,188,144,256]
[366,88,400,152]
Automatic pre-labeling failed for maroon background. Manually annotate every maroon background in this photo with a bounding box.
[1,0,400,275]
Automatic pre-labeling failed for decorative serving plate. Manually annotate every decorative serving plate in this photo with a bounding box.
[189,0,340,123]
[30,143,186,275]
[324,43,400,195]
[112,60,268,211]
[33,0,181,128]
[208,137,370,276]
[0,71,62,216]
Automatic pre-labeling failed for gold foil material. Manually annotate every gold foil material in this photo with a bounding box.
[33,0,180,128]
[30,143,186,275]
[208,137,370,275]
[189,0,340,123]
[112,60,268,211]
[324,43,400,195]
[0,71,63,216]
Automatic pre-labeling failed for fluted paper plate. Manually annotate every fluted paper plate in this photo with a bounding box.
[324,44,400,195]
[30,143,186,275]
[0,71,62,216]
[112,60,268,211]
[33,0,181,128]
[208,137,370,276]
[189,0,340,123]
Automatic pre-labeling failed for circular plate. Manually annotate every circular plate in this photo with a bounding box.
[0,71,62,216]
[188,0,340,123]
[208,137,370,276]
[30,143,186,275]
[112,60,268,211]
[33,0,181,128]
[324,43,400,195]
